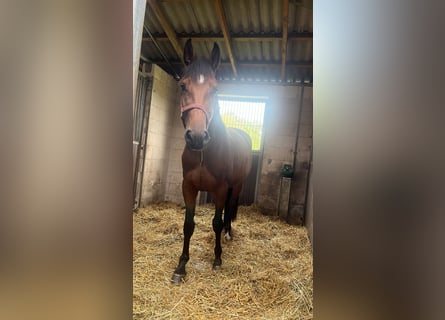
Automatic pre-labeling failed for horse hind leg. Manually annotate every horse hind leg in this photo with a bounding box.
[223,185,241,241]
[212,186,227,270]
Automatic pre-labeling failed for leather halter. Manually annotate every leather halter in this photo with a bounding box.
[180,103,213,126]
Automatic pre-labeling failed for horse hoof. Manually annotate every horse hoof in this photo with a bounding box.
[224,232,232,241]
[212,259,222,270]
[170,273,185,284]
[213,264,221,271]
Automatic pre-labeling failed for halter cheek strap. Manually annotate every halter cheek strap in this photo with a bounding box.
[180,103,213,125]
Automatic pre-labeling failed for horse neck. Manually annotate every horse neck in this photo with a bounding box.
[207,105,227,148]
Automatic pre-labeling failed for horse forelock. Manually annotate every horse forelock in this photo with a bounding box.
[183,58,215,83]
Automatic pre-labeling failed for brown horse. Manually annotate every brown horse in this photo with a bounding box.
[171,39,252,284]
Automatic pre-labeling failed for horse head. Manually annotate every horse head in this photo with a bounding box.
[179,39,221,151]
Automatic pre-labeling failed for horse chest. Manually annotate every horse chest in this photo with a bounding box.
[183,163,225,191]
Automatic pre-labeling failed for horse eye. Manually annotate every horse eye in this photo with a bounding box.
[180,84,186,92]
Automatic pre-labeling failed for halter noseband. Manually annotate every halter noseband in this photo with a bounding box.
[180,103,213,126]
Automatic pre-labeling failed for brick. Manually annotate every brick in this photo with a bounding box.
[296,150,311,163]
[296,137,312,153]
[298,125,313,138]
[300,111,313,125]
[263,146,294,163]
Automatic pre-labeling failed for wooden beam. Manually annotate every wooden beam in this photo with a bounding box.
[214,0,238,78]
[147,0,184,63]
[144,36,220,43]
[233,34,312,41]
[217,79,312,87]
[281,0,289,82]
[150,60,313,68]
[236,61,312,68]
[142,32,313,43]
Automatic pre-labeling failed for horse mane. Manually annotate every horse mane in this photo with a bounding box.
[183,58,215,83]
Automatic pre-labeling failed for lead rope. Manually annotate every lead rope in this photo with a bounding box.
[200,150,204,166]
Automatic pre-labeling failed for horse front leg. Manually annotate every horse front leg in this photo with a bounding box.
[212,186,227,270]
[171,181,198,284]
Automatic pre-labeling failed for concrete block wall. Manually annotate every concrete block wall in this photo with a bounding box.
[289,87,313,210]
[164,114,185,205]
[288,87,313,224]
[140,65,180,205]
[305,161,313,244]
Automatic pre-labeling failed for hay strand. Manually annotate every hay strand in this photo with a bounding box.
[133,202,313,319]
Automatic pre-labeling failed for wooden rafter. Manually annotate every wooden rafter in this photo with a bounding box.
[150,60,313,68]
[143,32,313,43]
[147,0,184,63]
[281,0,289,82]
[214,0,238,78]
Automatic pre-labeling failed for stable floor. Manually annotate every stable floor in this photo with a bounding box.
[133,202,313,320]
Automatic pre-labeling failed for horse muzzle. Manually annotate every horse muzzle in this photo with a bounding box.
[184,129,210,151]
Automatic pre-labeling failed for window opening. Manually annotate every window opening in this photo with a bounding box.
[217,97,267,151]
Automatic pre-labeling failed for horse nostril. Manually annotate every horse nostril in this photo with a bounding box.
[185,130,193,144]
[185,129,209,150]
[203,131,210,144]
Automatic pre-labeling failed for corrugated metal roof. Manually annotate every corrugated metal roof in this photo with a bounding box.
[141,0,313,85]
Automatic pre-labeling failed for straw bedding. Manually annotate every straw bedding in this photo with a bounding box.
[133,202,313,320]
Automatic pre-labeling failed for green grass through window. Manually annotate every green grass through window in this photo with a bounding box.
[218,99,266,151]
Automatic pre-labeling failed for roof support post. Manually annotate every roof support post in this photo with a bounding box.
[214,0,238,78]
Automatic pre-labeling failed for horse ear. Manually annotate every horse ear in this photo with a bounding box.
[211,43,221,71]
[183,39,194,66]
